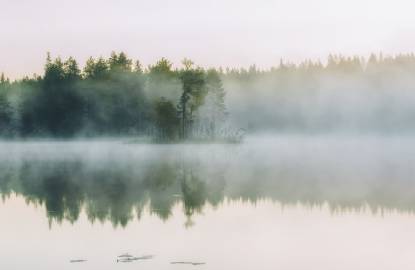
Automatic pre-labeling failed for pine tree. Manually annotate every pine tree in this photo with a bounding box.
[178,61,206,139]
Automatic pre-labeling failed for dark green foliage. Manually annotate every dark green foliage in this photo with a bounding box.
[108,51,132,73]
[32,55,84,137]
[178,62,207,139]
[149,57,173,75]
[0,52,229,140]
[0,89,12,136]
[6,51,415,140]
[154,98,180,141]
[81,54,148,136]
[146,58,181,102]
[83,57,109,80]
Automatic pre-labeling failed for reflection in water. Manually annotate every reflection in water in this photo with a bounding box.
[1,136,415,227]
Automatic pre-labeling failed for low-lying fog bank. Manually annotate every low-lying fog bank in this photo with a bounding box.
[1,135,415,226]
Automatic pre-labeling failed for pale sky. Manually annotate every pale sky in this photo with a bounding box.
[1,0,415,78]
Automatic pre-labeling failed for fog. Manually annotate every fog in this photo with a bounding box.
[1,135,414,227]
[2,54,415,225]
[223,54,415,133]
[3,53,415,138]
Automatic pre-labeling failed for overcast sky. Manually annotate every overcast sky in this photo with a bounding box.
[1,0,415,78]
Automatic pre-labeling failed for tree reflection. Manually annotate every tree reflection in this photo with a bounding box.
[1,146,415,227]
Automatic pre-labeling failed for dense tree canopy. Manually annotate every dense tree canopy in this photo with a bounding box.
[3,52,415,138]
[0,52,230,140]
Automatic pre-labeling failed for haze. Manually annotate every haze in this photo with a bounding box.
[2,0,415,79]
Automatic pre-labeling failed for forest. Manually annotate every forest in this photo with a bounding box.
[224,53,415,133]
[0,52,228,141]
[2,52,415,139]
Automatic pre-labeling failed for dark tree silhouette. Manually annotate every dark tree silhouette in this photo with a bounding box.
[0,52,232,140]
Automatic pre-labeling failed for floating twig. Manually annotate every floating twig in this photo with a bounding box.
[171,261,206,266]
[70,259,87,263]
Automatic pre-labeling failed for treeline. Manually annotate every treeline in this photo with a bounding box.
[3,52,415,137]
[0,52,227,139]
[223,53,415,132]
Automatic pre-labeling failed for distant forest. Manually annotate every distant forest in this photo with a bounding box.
[2,52,415,138]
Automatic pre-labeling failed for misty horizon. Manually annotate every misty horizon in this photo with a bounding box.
[3,52,415,80]
[3,51,415,138]
[3,0,415,79]
[3,1,415,269]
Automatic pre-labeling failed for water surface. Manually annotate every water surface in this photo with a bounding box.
[1,135,415,269]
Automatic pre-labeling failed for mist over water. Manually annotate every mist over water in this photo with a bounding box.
[2,136,415,270]
[3,0,415,267]
[1,135,415,226]
[3,54,415,270]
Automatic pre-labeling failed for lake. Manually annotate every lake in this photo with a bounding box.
[1,135,415,270]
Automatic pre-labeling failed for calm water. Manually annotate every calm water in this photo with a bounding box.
[1,135,415,270]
